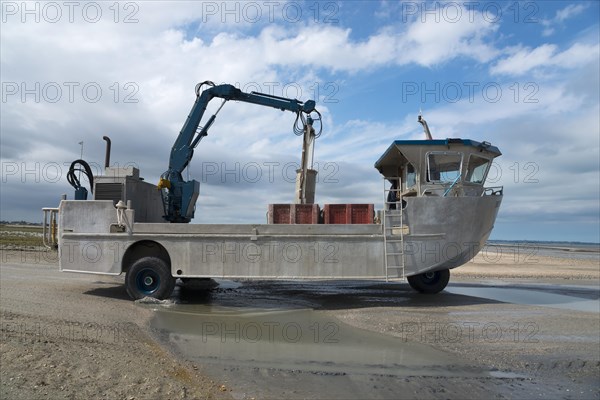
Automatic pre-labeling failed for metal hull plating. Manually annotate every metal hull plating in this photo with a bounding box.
[400,195,502,276]
[57,194,502,280]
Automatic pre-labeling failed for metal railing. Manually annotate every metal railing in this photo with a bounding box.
[482,186,504,196]
[42,207,59,249]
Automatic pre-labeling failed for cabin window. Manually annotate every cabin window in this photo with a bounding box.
[427,152,462,182]
[406,163,416,188]
[466,155,491,184]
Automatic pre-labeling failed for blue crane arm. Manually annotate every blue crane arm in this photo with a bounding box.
[160,81,318,223]
[169,83,315,173]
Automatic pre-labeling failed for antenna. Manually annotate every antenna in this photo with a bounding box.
[78,141,84,180]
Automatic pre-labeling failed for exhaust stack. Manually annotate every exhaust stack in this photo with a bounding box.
[418,115,433,140]
[103,136,111,168]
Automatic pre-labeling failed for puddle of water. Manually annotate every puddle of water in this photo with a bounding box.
[445,286,599,313]
[149,304,485,377]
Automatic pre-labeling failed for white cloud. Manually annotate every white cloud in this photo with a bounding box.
[541,3,588,37]
[0,5,504,168]
[552,42,600,69]
[555,3,588,22]
[490,42,600,76]
[178,15,498,74]
[400,11,499,65]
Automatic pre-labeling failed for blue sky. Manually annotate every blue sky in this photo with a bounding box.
[1,1,599,242]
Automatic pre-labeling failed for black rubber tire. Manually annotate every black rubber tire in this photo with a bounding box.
[125,256,175,300]
[407,269,450,294]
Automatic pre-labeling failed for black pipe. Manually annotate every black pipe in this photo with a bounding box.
[102,136,111,168]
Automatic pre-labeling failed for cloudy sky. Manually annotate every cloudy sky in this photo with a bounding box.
[1,1,598,242]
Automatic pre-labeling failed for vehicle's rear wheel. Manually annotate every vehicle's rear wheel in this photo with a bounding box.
[407,269,450,294]
[125,256,175,300]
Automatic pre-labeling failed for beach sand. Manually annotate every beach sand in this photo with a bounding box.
[1,250,232,400]
[1,247,598,399]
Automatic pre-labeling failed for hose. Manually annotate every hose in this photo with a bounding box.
[195,80,216,96]
[293,109,323,138]
[312,109,323,138]
[293,112,306,136]
[67,159,94,194]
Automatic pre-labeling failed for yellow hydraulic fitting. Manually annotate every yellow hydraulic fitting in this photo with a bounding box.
[157,178,171,190]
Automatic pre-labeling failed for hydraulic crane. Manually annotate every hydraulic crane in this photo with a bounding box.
[158,81,321,223]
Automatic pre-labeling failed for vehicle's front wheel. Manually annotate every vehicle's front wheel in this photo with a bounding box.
[125,256,175,300]
[407,269,450,294]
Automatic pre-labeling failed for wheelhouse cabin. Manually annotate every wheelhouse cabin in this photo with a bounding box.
[375,138,502,199]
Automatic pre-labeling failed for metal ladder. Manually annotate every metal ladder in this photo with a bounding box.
[383,177,405,281]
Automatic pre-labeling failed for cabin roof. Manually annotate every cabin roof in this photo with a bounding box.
[374,138,501,172]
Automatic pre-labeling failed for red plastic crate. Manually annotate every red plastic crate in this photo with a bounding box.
[268,204,292,224]
[350,204,374,224]
[294,204,320,224]
[323,204,374,224]
[323,204,347,224]
[268,204,320,224]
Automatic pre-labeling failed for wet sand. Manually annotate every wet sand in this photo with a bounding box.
[0,251,232,400]
[1,249,599,399]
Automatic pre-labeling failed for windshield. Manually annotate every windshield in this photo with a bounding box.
[427,152,462,183]
[465,155,491,184]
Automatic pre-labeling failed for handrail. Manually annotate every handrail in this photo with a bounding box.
[42,207,59,249]
[443,175,462,197]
